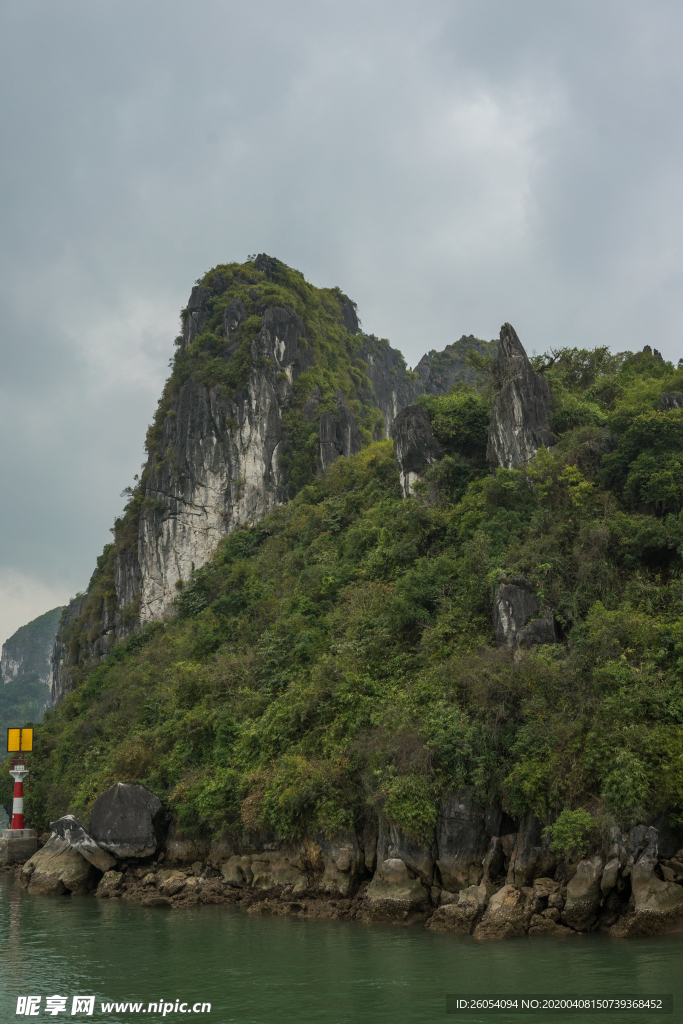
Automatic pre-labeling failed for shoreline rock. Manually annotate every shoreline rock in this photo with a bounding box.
[7,792,683,941]
[18,836,98,896]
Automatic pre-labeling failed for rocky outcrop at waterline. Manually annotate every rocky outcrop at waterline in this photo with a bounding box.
[8,782,683,941]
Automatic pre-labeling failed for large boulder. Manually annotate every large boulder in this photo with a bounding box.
[19,835,97,895]
[473,884,541,940]
[249,847,308,890]
[427,882,496,934]
[435,790,491,891]
[391,404,443,499]
[493,575,556,647]
[89,783,163,859]
[50,814,116,873]
[486,323,555,469]
[562,854,604,931]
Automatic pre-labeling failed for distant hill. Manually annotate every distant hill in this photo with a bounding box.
[0,606,64,740]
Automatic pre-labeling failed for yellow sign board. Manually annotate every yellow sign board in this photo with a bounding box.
[7,728,33,752]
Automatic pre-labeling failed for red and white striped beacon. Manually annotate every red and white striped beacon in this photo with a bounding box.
[0,728,37,863]
[9,763,29,829]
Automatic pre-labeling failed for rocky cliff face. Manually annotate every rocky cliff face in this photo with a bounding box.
[52,257,486,704]
[137,302,316,624]
[391,404,443,498]
[2,606,63,687]
[0,606,63,742]
[486,323,555,469]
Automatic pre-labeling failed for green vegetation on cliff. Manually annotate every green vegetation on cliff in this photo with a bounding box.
[0,606,63,741]
[11,345,683,843]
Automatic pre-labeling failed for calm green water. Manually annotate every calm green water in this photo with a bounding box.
[1,874,681,1024]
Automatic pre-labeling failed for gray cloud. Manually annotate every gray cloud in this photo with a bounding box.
[0,0,682,641]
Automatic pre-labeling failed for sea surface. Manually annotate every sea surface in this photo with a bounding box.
[0,873,681,1024]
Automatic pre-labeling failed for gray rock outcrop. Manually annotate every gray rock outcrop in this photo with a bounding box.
[375,817,435,883]
[412,335,498,394]
[427,881,496,934]
[436,790,497,891]
[316,833,365,894]
[661,393,683,411]
[486,323,555,469]
[473,884,541,940]
[89,783,163,859]
[359,819,432,921]
[19,803,683,940]
[136,304,316,627]
[562,854,604,931]
[19,835,97,895]
[319,391,363,469]
[50,814,116,873]
[391,404,443,498]
[95,870,124,898]
[506,813,556,885]
[493,575,557,647]
[172,828,364,897]
[183,284,213,347]
[612,827,683,936]
[341,301,359,334]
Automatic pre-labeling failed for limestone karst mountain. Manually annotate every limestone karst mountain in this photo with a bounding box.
[52,256,495,704]
[0,606,63,739]
[13,306,683,939]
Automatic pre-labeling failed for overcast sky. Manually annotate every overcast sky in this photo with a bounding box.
[1,0,682,645]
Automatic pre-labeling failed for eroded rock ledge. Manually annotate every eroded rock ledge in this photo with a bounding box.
[7,784,683,941]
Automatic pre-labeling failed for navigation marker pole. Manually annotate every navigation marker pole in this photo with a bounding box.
[9,763,29,829]
[0,728,37,863]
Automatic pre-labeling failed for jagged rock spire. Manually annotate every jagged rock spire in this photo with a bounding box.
[486,323,555,469]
